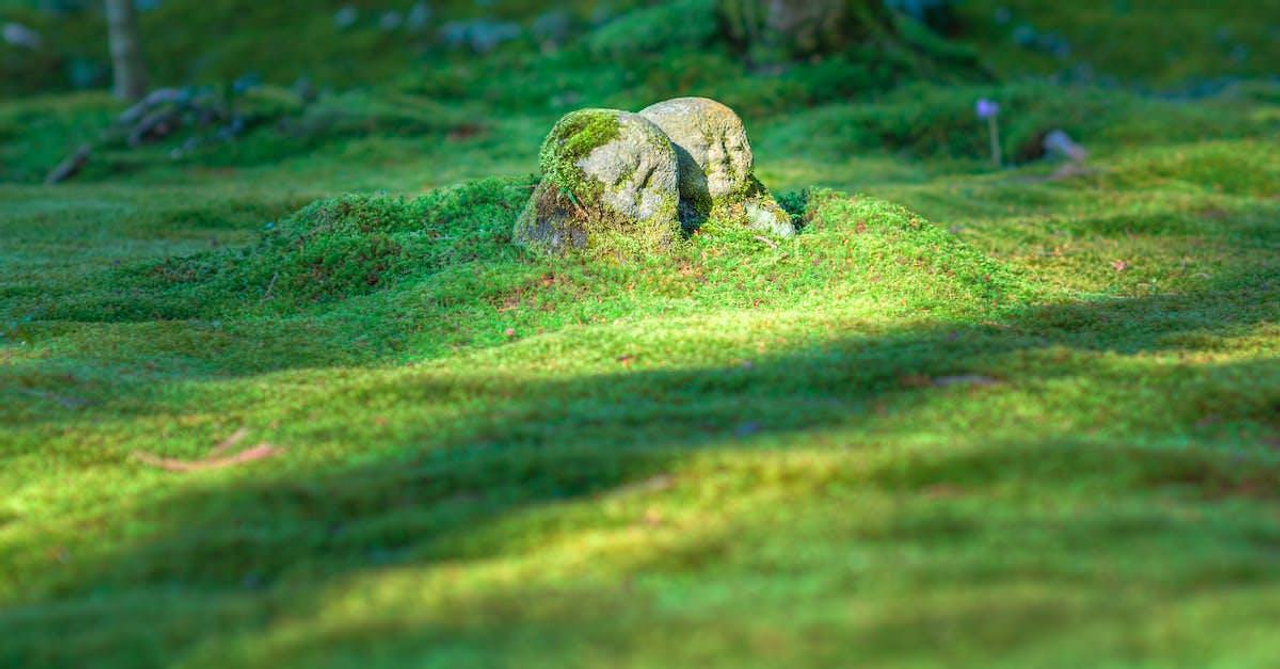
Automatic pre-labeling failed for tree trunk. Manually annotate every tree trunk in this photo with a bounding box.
[105,0,148,101]
[719,0,891,62]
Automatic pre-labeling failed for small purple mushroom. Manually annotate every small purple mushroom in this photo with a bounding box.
[975,98,1001,120]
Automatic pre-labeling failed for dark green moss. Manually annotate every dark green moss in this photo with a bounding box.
[586,0,720,58]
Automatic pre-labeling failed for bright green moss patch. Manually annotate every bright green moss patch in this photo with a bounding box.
[4,3,1280,667]
[537,108,623,197]
[151,176,528,308]
[23,177,531,321]
[800,189,1034,309]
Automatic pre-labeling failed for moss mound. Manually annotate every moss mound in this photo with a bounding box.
[40,177,532,321]
[163,177,529,307]
[761,82,1279,164]
[22,179,1028,326]
[793,189,1032,309]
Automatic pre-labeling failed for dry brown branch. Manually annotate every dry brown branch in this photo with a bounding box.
[45,145,92,185]
[132,428,282,472]
[205,427,249,458]
[133,443,282,472]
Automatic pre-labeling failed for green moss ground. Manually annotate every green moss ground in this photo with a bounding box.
[3,2,1280,667]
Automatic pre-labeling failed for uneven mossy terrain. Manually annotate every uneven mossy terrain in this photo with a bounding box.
[3,1,1280,667]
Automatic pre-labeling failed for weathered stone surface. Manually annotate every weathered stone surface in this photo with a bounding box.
[515,108,681,254]
[640,97,794,237]
[744,196,796,238]
[639,97,752,203]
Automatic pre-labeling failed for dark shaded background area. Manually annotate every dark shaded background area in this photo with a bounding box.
[4,0,1278,97]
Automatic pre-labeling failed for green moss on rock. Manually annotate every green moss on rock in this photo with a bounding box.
[640,97,795,237]
[537,109,623,199]
[517,109,682,257]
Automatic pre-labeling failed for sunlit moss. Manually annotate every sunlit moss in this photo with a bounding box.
[3,2,1280,666]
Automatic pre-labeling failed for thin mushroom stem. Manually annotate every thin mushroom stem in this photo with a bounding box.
[988,115,1003,169]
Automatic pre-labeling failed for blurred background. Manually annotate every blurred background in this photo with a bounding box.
[2,0,1278,189]
[4,0,1278,95]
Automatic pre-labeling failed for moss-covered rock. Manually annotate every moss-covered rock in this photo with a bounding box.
[515,108,681,255]
[639,97,794,237]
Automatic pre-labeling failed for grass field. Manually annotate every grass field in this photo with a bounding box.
[2,1,1280,667]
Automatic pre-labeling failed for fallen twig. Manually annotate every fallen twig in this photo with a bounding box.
[133,443,282,472]
[45,144,92,185]
[16,387,87,409]
[133,427,282,472]
[933,374,1002,388]
[608,475,676,498]
[205,426,249,458]
[261,272,280,302]
[753,235,778,249]
[118,88,186,125]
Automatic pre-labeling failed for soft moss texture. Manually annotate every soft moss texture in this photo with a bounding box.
[701,175,793,237]
[3,1,1280,667]
[537,108,624,198]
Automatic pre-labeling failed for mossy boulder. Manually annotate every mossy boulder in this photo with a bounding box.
[639,97,794,237]
[515,108,681,255]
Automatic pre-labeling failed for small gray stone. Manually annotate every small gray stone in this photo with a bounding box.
[407,3,432,31]
[745,200,795,238]
[532,10,573,47]
[379,11,403,32]
[333,6,358,29]
[2,22,42,49]
[439,19,522,53]
[1042,129,1087,163]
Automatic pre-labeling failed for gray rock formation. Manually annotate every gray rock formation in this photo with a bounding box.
[515,109,681,254]
[640,97,794,237]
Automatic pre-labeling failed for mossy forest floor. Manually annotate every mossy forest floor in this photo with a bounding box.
[2,1,1280,667]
